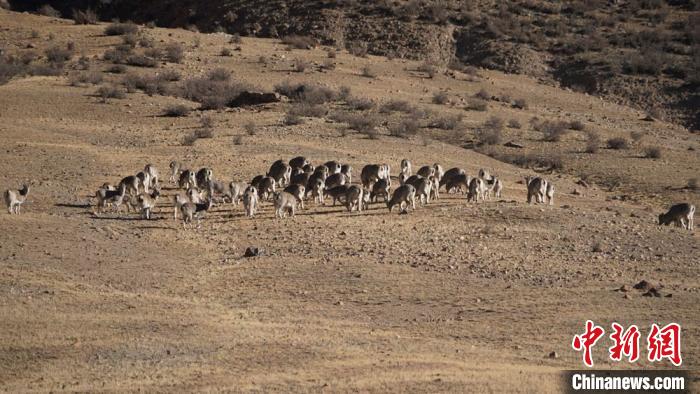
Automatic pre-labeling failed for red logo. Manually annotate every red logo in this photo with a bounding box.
[609,323,640,362]
[572,320,606,367]
[647,323,682,366]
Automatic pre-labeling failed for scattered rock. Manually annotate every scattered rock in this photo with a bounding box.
[633,280,655,291]
[504,141,524,148]
[548,351,558,359]
[243,247,261,257]
[642,288,662,297]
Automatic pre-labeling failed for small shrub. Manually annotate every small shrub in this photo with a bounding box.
[103,45,132,63]
[475,88,491,100]
[273,81,337,105]
[164,42,184,63]
[68,71,103,86]
[143,47,162,59]
[389,118,421,137]
[607,137,629,150]
[281,35,317,49]
[432,91,449,105]
[321,59,336,70]
[430,113,462,130]
[592,242,603,253]
[139,36,155,48]
[477,117,504,145]
[96,85,126,101]
[164,104,190,117]
[512,98,528,109]
[122,33,138,47]
[346,96,375,111]
[159,69,181,81]
[45,45,73,64]
[347,41,368,57]
[361,65,377,78]
[38,5,61,18]
[288,103,326,118]
[244,122,256,135]
[643,146,662,158]
[200,116,214,129]
[107,64,127,74]
[105,22,138,36]
[293,58,309,72]
[283,112,304,126]
[569,120,585,131]
[229,33,242,44]
[208,67,231,81]
[365,129,380,140]
[195,128,213,139]
[507,119,521,129]
[232,135,243,145]
[326,49,337,58]
[417,62,437,78]
[380,100,413,113]
[72,9,98,25]
[338,86,351,101]
[220,48,233,57]
[336,113,379,133]
[466,98,487,111]
[541,121,568,142]
[126,54,157,68]
[585,131,600,153]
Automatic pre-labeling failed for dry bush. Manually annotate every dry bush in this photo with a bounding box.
[220,48,233,57]
[107,64,127,74]
[229,34,242,44]
[281,35,317,49]
[607,137,629,150]
[477,116,504,145]
[293,58,309,72]
[389,117,421,138]
[507,119,521,129]
[338,86,351,101]
[105,22,138,36]
[283,112,304,126]
[163,104,190,117]
[687,178,698,190]
[380,99,414,113]
[0,56,61,84]
[182,133,198,146]
[430,113,462,130]
[45,45,73,64]
[103,45,133,63]
[326,49,337,58]
[541,121,569,142]
[273,81,337,105]
[334,112,379,133]
[417,62,437,78]
[38,5,61,17]
[122,33,138,48]
[164,42,184,63]
[321,59,336,70]
[232,135,243,145]
[96,85,125,101]
[122,73,171,95]
[361,65,377,78]
[513,98,528,109]
[244,122,256,136]
[432,91,449,105]
[643,146,662,158]
[346,96,375,111]
[347,41,368,57]
[159,69,181,81]
[68,71,103,86]
[72,9,98,25]
[181,77,252,110]
[585,131,600,153]
[288,103,326,118]
[569,120,585,131]
[195,128,213,139]
[200,116,214,129]
[208,67,231,81]
[127,54,157,68]
[466,98,488,111]
[429,2,450,24]
[475,88,491,100]
[493,153,564,171]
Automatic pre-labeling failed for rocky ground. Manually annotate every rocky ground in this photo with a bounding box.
[0,10,698,392]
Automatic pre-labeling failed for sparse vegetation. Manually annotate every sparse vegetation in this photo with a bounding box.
[274,81,337,105]
[585,131,600,153]
[232,135,243,145]
[430,113,462,130]
[380,100,414,114]
[347,41,368,57]
[220,48,233,57]
[181,76,252,110]
[164,104,190,117]
[281,35,316,49]
[208,67,231,81]
[475,89,490,100]
[361,65,377,78]
[346,96,375,111]
[45,45,73,65]
[477,117,503,145]
[288,103,326,118]
[630,131,645,143]
[68,71,103,86]
[466,98,488,111]
[513,98,528,109]
[126,54,157,68]
[164,42,185,63]
[72,9,98,25]
[244,122,256,136]
[687,178,698,190]
[104,22,139,36]
[507,119,521,129]
[607,137,630,150]
[432,91,449,105]
[643,146,662,159]
[389,117,420,138]
[569,120,585,131]
[96,85,126,102]
[417,62,438,78]
[540,121,569,142]
[293,58,309,72]
[38,5,61,18]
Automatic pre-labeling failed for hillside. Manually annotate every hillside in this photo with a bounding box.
[6,0,700,130]
[0,8,698,392]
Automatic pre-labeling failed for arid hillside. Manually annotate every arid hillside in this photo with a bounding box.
[0,8,698,392]
[7,0,700,130]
